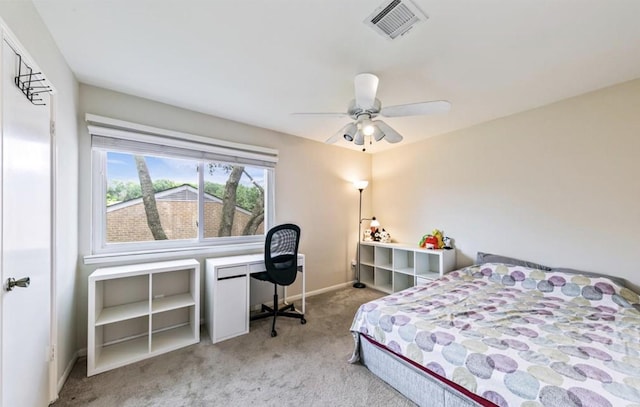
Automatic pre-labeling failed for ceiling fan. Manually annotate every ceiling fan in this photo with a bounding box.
[294,73,451,151]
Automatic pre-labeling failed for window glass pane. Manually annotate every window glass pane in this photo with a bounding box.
[105,152,199,243]
[203,163,266,238]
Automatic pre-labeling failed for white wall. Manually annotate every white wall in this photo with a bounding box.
[373,78,640,286]
[0,0,79,391]
[76,84,372,347]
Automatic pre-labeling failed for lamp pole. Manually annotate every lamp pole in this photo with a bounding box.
[354,184,366,288]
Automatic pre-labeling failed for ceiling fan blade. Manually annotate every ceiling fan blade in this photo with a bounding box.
[374,120,403,143]
[326,123,355,144]
[354,73,379,109]
[380,100,451,117]
[292,112,348,117]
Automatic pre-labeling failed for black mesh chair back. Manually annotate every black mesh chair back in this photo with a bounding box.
[265,224,300,286]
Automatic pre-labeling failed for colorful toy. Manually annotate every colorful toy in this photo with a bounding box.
[419,229,445,249]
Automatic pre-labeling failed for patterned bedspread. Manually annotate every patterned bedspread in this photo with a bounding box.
[350,263,640,407]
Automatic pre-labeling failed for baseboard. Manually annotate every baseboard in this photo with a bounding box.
[285,281,354,302]
[246,281,355,312]
[58,349,84,393]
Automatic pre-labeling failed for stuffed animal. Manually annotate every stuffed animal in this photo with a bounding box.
[380,229,391,243]
[432,229,444,249]
[419,229,445,249]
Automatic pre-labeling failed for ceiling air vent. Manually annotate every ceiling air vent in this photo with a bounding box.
[364,0,428,40]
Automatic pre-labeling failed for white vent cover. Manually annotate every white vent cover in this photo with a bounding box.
[364,0,428,40]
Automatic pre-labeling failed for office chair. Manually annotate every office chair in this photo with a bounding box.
[250,223,306,337]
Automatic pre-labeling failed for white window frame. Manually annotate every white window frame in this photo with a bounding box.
[85,115,277,261]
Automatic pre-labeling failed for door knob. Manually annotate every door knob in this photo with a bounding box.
[6,277,30,291]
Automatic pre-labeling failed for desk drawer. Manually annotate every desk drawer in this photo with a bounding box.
[248,262,265,274]
[217,265,247,279]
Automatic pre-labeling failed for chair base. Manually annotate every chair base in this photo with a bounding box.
[353,281,366,289]
[251,302,306,322]
[250,301,306,337]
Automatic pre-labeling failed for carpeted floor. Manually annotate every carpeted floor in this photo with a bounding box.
[53,287,417,406]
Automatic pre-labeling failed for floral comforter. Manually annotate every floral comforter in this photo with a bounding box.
[350,264,640,407]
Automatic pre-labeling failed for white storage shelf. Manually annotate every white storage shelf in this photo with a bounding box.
[359,242,455,294]
[152,293,196,313]
[95,300,148,326]
[360,264,375,287]
[88,259,200,376]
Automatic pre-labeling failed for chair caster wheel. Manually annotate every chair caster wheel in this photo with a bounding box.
[301,318,307,325]
[271,330,277,337]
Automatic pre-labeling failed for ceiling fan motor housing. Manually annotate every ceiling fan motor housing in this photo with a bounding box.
[348,98,381,119]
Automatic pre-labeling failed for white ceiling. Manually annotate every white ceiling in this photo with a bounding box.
[33,0,640,153]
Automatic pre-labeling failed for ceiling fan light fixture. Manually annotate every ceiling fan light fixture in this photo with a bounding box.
[363,125,374,136]
[359,117,375,136]
[372,124,385,141]
[353,130,365,146]
[342,123,357,141]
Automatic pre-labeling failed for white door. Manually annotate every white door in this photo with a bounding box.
[0,38,53,407]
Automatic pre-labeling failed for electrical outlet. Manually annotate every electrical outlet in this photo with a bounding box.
[351,259,357,268]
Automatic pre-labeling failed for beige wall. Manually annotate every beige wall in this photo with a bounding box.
[77,84,372,347]
[0,0,80,391]
[373,78,640,286]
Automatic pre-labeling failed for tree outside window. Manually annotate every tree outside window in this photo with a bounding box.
[105,152,266,245]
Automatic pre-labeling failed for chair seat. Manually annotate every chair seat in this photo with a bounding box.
[250,271,271,282]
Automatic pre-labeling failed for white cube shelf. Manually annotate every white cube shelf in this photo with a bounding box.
[88,259,200,376]
[359,242,455,294]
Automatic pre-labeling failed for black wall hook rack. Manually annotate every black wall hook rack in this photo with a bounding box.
[14,53,51,106]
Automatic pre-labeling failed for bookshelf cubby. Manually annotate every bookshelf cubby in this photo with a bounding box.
[359,242,455,294]
[88,259,200,376]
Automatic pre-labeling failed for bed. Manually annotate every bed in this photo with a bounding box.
[349,261,640,407]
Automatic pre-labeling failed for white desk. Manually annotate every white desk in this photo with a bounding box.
[205,253,305,343]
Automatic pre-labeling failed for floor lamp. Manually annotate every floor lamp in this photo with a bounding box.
[354,180,371,289]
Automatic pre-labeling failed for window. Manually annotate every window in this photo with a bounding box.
[89,117,277,255]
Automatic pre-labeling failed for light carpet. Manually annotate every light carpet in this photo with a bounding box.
[53,287,416,406]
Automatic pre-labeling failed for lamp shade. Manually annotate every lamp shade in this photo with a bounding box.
[370,217,380,227]
[353,180,368,190]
